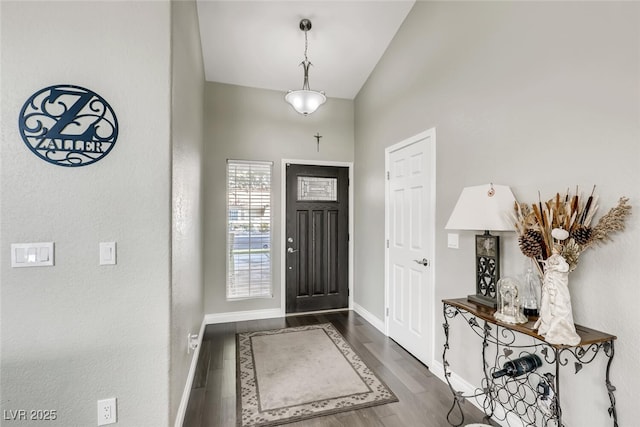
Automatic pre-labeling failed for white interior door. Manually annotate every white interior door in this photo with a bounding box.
[385,130,434,366]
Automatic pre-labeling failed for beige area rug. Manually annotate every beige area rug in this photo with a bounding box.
[236,323,398,426]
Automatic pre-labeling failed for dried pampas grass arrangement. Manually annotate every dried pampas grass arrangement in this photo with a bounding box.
[513,186,631,275]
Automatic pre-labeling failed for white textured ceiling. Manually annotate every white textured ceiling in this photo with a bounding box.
[196,1,415,100]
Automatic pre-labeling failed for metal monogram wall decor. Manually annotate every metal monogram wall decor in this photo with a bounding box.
[18,84,118,167]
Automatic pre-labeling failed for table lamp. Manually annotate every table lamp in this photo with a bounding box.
[445,183,516,307]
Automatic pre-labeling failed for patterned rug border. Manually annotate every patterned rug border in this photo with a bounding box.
[236,323,398,427]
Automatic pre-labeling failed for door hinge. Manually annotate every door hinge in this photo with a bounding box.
[386,307,389,316]
[386,171,390,180]
[386,239,389,248]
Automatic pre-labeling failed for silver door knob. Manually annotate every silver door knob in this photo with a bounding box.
[287,247,298,254]
[414,258,429,266]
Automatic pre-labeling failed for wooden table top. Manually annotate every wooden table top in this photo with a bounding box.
[443,298,616,348]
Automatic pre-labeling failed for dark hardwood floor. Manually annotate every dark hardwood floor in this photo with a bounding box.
[183,310,489,427]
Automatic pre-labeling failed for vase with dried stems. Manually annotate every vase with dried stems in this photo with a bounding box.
[513,186,631,345]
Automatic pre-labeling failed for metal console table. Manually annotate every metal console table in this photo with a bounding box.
[442,298,617,427]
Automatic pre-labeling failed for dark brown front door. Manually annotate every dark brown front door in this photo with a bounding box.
[286,164,349,313]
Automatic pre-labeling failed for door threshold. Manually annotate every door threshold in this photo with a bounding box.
[285,308,350,317]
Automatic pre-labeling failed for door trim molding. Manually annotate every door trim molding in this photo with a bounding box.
[383,128,437,367]
[280,159,354,316]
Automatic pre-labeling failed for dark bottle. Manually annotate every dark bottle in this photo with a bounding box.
[522,267,540,318]
[492,354,542,379]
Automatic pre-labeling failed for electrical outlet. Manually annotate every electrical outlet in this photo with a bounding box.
[97,398,117,426]
[187,333,199,354]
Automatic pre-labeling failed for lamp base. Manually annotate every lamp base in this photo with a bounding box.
[474,231,500,309]
[467,293,497,308]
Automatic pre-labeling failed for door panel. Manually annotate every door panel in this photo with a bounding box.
[386,132,433,366]
[410,268,423,335]
[286,164,349,313]
[296,211,308,296]
[392,265,404,323]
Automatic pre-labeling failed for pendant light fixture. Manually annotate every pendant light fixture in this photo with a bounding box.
[285,19,326,115]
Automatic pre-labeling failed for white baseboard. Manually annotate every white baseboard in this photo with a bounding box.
[430,360,523,427]
[353,302,385,334]
[204,308,283,324]
[174,318,206,427]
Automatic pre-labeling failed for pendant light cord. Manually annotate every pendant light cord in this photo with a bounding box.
[304,28,309,63]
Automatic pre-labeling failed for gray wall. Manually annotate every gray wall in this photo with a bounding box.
[170,0,204,424]
[354,2,639,425]
[203,82,354,315]
[0,1,172,426]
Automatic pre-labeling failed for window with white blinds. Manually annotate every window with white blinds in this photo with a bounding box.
[226,160,273,299]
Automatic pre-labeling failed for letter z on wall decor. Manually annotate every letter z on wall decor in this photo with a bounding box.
[18,84,118,167]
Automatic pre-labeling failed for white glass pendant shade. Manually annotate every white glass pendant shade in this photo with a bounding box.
[285,90,327,115]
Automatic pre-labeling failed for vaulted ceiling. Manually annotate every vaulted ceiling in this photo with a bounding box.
[196,1,415,100]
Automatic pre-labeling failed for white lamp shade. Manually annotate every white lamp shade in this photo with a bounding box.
[445,184,516,231]
[285,90,326,115]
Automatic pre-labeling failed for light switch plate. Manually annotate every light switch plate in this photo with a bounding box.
[447,233,459,249]
[11,242,54,267]
[99,242,117,265]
